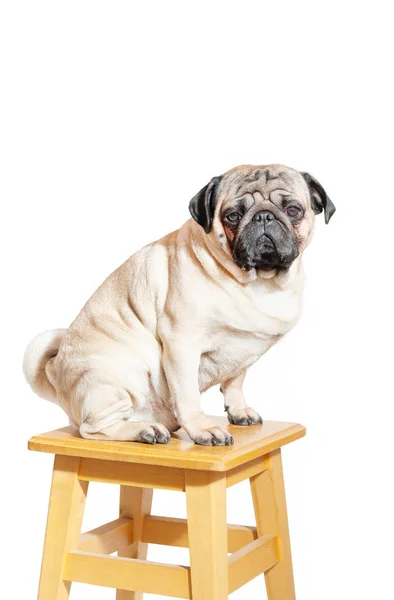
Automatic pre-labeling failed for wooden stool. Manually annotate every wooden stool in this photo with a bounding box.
[29,416,305,599]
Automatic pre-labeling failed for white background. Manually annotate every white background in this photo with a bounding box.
[1,1,393,598]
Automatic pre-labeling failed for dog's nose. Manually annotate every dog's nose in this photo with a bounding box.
[252,210,276,224]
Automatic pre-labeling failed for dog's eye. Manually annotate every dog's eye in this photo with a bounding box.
[286,205,303,219]
[226,212,242,223]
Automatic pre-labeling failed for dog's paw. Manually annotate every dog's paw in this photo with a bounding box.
[225,406,263,426]
[137,423,171,445]
[191,426,234,447]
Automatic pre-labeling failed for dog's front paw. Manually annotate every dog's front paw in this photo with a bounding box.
[188,425,234,446]
[225,406,263,426]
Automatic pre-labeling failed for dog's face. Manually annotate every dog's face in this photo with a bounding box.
[189,164,335,274]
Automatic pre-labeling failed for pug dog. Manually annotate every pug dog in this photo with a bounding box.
[23,164,335,446]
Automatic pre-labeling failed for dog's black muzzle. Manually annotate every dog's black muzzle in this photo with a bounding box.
[233,210,299,272]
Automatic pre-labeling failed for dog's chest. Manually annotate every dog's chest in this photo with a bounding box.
[199,330,277,390]
[198,279,303,390]
[219,277,303,336]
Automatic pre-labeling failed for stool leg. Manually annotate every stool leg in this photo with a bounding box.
[116,486,153,600]
[250,449,296,600]
[186,471,228,599]
[37,454,88,600]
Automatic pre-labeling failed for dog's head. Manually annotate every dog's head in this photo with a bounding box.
[189,164,335,275]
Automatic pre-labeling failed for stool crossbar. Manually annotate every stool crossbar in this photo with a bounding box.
[29,416,305,599]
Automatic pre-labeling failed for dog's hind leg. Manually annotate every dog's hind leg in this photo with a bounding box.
[220,369,263,426]
[81,419,171,444]
[78,386,171,444]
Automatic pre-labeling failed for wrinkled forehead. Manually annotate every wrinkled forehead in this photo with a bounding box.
[217,165,309,209]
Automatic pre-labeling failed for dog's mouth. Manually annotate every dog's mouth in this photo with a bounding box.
[243,261,290,273]
[233,234,292,273]
[259,263,278,272]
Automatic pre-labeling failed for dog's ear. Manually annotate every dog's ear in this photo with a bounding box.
[189,176,223,233]
[301,172,336,224]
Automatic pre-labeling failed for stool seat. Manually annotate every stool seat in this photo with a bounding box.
[29,416,305,470]
[29,417,305,599]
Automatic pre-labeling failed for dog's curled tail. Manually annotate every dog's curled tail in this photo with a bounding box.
[23,329,67,402]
